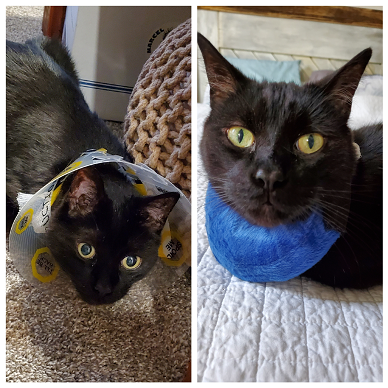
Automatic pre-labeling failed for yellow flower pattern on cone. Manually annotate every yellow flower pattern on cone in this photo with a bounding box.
[31,247,60,283]
[15,208,34,234]
[50,161,82,182]
[159,230,187,267]
[125,167,148,196]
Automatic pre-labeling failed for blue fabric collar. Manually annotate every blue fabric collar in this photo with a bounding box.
[205,183,340,283]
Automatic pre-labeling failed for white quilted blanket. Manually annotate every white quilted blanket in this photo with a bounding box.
[197,76,383,382]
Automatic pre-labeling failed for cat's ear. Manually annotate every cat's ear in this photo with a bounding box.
[137,192,180,234]
[66,167,105,217]
[320,48,372,116]
[198,33,244,105]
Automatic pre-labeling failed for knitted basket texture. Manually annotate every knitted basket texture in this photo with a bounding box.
[124,19,191,198]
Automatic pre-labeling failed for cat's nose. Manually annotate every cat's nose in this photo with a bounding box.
[94,281,113,298]
[254,169,285,191]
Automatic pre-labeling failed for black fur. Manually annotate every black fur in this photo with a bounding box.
[7,38,179,304]
[6,38,131,203]
[303,124,382,288]
[198,33,382,289]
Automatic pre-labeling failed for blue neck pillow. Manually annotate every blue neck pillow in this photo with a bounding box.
[205,184,340,283]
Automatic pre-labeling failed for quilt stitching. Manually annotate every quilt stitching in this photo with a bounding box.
[199,285,382,329]
[209,356,382,368]
[198,257,382,381]
[367,288,383,317]
[201,316,382,329]
[334,286,360,382]
[301,277,311,381]
[203,273,233,374]
[255,282,267,380]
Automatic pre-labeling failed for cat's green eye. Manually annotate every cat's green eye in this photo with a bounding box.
[227,126,255,148]
[297,133,325,154]
[77,243,95,259]
[122,255,142,270]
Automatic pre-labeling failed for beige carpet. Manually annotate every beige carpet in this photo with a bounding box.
[6,250,191,382]
[6,6,191,382]
[6,6,44,43]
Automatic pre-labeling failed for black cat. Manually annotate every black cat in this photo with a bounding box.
[6,37,179,304]
[198,33,382,289]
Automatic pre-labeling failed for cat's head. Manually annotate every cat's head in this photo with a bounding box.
[198,33,371,231]
[46,164,179,305]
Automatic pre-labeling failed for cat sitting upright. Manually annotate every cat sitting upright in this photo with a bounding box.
[6,37,180,304]
[198,33,382,289]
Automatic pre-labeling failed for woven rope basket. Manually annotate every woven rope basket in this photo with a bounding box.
[124,19,191,198]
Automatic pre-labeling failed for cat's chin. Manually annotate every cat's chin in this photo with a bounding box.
[241,203,297,228]
[78,291,127,305]
[72,282,130,305]
[248,205,286,228]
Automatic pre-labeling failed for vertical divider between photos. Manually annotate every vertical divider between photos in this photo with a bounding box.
[191,5,198,383]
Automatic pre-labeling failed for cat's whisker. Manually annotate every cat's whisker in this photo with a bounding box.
[281,146,295,155]
[315,196,381,228]
[313,194,379,234]
[317,191,380,204]
[321,194,378,204]
[313,200,381,251]
[310,207,363,269]
[317,185,381,192]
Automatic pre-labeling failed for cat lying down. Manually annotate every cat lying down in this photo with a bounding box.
[198,33,382,289]
[6,38,190,304]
